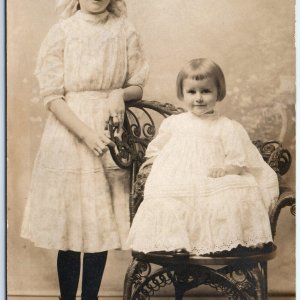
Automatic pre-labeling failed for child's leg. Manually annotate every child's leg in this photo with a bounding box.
[81,251,108,300]
[57,250,81,300]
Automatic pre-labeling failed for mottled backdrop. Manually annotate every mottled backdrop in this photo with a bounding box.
[7,0,295,297]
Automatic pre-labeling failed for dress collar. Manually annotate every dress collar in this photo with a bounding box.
[189,110,219,120]
[76,10,109,24]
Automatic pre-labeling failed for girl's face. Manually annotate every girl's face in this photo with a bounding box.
[182,77,218,116]
[79,0,111,14]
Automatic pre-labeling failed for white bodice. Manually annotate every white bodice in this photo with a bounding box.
[35,11,149,106]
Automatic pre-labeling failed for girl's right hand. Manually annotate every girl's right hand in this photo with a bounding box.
[82,130,115,156]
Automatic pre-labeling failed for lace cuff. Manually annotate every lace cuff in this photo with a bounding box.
[44,95,65,109]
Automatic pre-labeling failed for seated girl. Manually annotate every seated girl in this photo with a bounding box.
[127,58,279,256]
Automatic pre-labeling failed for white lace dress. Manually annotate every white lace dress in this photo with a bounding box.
[127,112,279,255]
[21,11,149,252]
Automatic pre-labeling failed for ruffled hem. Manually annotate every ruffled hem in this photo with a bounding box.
[127,185,273,255]
[190,237,273,256]
[128,236,273,256]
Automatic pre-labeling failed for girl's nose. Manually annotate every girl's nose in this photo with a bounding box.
[195,95,204,103]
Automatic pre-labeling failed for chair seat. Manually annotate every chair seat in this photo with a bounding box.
[132,244,277,266]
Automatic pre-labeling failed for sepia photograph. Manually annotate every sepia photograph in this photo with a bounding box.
[7,0,296,299]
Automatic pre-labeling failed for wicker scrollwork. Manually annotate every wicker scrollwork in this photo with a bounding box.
[131,268,173,300]
[124,260,270,300]
[290,203,296,216]
[252,140,292,175]
[269,186,296,238]
[108,100,184,170]
[124,259,153,300]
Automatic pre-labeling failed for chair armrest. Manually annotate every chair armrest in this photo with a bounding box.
[269,182,295,239]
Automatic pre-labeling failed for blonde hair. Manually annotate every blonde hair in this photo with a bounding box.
[176,58,226,101]
[56,0,127,19]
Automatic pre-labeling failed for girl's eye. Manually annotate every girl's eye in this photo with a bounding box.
[202,89,211,94]
[187,90,196,94]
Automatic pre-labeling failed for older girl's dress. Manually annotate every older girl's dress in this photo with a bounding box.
[127,112,279,255]
[21,11,148,252]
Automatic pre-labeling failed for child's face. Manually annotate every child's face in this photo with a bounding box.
[79,0,111,14]
[182,77,218,116]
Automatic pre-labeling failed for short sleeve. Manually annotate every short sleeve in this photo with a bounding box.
[124,20,149,88]
[145,116,173,158]
[222,119,269,169]
[222,119,279,211]
[221,120,248,167]
[35,23,65,108]
[230,121,279,211]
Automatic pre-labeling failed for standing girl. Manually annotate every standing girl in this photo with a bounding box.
[21,0,148,299]
[127,58,278,256]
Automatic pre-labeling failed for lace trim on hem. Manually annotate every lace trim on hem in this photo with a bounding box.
[132,236,273,256]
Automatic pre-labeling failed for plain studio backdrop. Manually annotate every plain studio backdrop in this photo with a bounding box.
[7,0,295,297]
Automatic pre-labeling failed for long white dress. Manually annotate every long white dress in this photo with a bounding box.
[21,11,149,252]
[127,112,279,255]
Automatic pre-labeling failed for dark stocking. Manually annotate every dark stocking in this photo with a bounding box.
[57,250,81,300]
[81,251,108,300]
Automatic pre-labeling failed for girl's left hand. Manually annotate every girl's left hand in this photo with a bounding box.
[208,167,226,178]
[108,89,125,132]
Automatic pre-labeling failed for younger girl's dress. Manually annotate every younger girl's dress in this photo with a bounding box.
[21,11,148,252]
[127,112,279,255]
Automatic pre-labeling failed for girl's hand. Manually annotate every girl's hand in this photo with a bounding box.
[208,167,226,178]
[82,129,115,156]
[108,89,125,132]
[224,165,244,175]
[208,165,244,177]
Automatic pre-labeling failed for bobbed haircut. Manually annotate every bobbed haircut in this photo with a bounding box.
[176,58,226,101]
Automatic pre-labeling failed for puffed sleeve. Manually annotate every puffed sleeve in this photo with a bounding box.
[34,23,65,108]
[145,116,173,158]
[223,120,269,169]
[221,120,248,168]
[124,19,149,88]
[222,119,279,210]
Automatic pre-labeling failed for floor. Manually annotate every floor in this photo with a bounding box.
[7,297,296,300]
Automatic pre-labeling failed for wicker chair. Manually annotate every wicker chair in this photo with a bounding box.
[108,99,295,300]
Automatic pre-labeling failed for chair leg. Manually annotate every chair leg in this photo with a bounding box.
[260,262,268,300]
[123,258,140,300]
[250,262,268,300]
[174,286,185,300]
